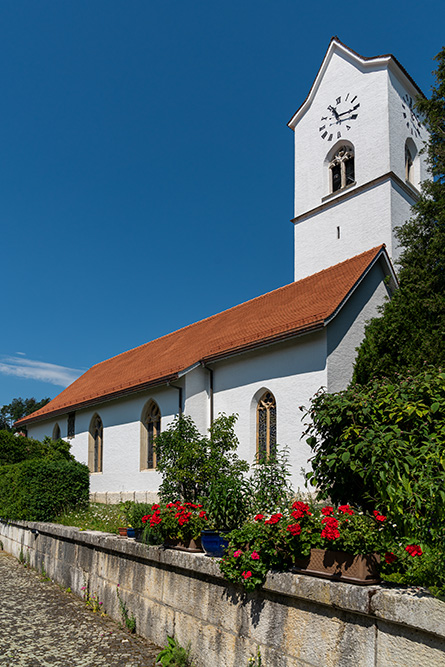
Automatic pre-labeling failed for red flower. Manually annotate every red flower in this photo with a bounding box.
[321,516,339,528]
[150,513,162,527]
[251,551,260,560]
[254,514,264,522]
[385,552,397,564]
[321,506,334,516]
[338,505,354,515]
[151,504,160,511]
[142,515,150,524]
[264,513,283,525]
[178,512,192,526]
[292,501,312,516]
[287,523,302,536]
[242,571,252,579]
[199,511,207,519]
[321,525,340,540]
[373,510,387,522]
[405,544,423,557]
[233,550,242,558]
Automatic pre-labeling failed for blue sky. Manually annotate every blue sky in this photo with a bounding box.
[0,1,443,407]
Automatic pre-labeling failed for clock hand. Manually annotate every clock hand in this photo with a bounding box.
[327,105,339,120]
[337,104,360,117]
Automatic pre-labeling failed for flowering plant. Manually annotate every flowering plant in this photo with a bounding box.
[141,501,208,543]
[220,502,394,590]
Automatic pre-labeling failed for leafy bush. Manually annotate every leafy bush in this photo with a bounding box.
[303,368,445,539]
[0,458,89,521]
[0,430,73,466]
[155,413,248,502]
[156,636,194,667]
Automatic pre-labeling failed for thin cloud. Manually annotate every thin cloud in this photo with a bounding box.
[0,355,83,387]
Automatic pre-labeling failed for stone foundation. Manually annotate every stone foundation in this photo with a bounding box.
[1,520,445,666]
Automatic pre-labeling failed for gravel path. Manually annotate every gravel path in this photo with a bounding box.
[0,551,161,667]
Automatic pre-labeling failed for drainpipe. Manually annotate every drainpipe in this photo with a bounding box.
[167,382,183,416]
[201,362,214,425]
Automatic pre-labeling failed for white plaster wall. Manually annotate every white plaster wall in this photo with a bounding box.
[28,386,181,495]
[184,365,210,436]
[294,180,394,281]
[327,258,393,392]
[387,68,430,189]
[211,332,328,491]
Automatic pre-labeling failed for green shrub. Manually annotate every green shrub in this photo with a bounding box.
[0,458,89,521]
[304,368,445,539]
[0,430,73,465]
[155,413,248,502]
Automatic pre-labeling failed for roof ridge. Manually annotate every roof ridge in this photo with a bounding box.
[92,246,384,370]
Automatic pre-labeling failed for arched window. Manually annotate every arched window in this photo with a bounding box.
[88,414,103,473]
[257,391,277,460]
[329,145,355,193]
[405,144,414,183]
[140,400,161,470]
[52,423,61,440]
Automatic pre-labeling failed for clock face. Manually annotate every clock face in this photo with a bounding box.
[319,93,360,141]
[401,94,422,138]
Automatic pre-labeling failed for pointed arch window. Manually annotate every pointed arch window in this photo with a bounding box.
[257,391,277,460]
[329,145,355,193]
[52,423,61,440]
[405,144,414,183]
[88,414,103,473]
[140,400,161,470]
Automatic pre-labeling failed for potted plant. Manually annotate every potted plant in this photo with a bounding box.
[201,475,251,557]
[141,502,208,552]
[220,502,391,590]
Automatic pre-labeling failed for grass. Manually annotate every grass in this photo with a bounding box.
[53,503,124,534]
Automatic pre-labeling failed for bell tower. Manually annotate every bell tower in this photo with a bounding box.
[288,38,429,281]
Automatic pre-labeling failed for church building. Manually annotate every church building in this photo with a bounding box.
[17,38,428,500]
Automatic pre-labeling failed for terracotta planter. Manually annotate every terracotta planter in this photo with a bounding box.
[118,527,128,537]
[163,537,203,553]
[292,549,380,585]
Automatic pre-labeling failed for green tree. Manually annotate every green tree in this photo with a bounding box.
[353,47,445,383]
[0,397,50,431]
[154,413,248,503]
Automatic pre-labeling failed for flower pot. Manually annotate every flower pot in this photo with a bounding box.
[127,527,136,538]
[292,548,380,585]
[201,530,229,558]
[118,527,128,537]
[163,537,203,553]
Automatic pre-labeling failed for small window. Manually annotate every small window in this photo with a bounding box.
[52,423,61,440]
[140,400,161,470]
[88,414,103,473]
[405,145,414,183]
[67,412,75,438]
[329,146,355,193]
[257,391,277,460]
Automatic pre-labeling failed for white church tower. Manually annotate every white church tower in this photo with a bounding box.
[288,37,429,281]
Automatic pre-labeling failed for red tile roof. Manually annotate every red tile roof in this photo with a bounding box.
[18,246,386,425]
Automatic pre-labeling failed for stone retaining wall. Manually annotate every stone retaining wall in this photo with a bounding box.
[1,520,445,666]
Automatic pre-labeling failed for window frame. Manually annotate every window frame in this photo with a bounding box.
[256,391,277,461]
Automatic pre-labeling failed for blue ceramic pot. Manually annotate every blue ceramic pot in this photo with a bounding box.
[127,527,136,538]
[201,530,229,557]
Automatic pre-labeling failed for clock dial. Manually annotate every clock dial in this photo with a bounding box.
[319,93,360,141]
[402,94,422,138]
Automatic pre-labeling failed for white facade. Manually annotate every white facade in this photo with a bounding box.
[289,38,429,281]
